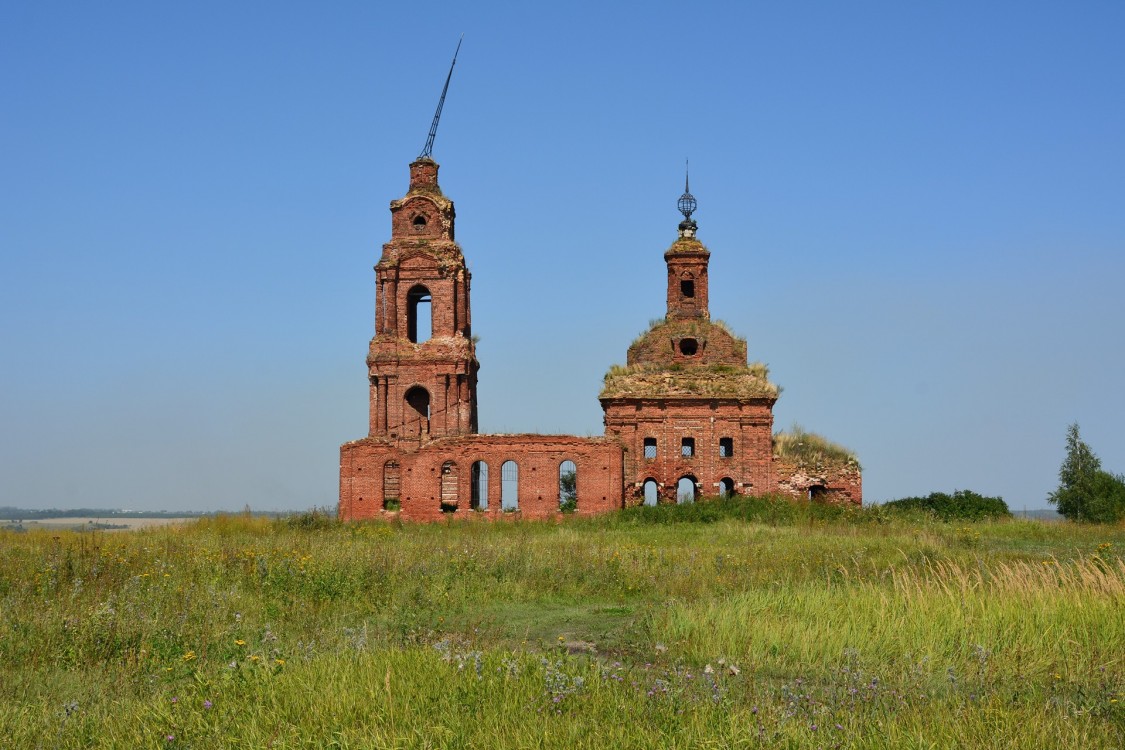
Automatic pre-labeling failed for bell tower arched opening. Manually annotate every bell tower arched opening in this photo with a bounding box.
[403,386,431,437]
[407,285,432,343]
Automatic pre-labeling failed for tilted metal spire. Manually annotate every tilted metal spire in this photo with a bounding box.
[419,35,463,160]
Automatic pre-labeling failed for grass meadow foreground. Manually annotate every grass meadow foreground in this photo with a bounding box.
[1,499,1123,749]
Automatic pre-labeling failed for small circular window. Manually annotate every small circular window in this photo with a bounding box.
[679,338,698,356]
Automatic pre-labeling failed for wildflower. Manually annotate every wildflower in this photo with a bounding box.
[166,735,174,742]
[275,659,285,665]
[182,651,196,662]
[170,697,178,704]
[249,655,260,662]
[203,700,212,709]
[235,640,246,646]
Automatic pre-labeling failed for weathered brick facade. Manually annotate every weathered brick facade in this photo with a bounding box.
[338,157,861,522]
[340,434,623,522]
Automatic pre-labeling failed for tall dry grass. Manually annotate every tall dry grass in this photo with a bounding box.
[0,509,1121,747]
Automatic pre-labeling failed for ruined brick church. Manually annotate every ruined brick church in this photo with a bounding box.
[337,154,862,522]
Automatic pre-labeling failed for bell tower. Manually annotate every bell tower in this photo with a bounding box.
[367,157,478,442]
[366,37,477,443]
[665,167,710,320]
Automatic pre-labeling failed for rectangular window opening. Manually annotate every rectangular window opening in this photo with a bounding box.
[719,437,733,458]
[681,437,695,458]
[643,438,657,460]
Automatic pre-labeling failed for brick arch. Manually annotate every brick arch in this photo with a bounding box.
[440,460,459,511]
[470,460,489,510]
[676,475,697,504]
[402,386,430,438]
[406,284,432,343]
[558,459,578,511]
[500,459,520,511]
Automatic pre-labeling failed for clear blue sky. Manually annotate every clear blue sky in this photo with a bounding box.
[2,1,1123,511]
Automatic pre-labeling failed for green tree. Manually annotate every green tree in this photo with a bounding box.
[1048,423,1125,523]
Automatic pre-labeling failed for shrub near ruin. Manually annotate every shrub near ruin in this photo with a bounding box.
[882,490,1011,521]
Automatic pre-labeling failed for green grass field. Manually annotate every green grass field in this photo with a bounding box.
[1,499,1122,748]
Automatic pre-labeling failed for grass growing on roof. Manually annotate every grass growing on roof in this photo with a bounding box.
[774,424,860,468]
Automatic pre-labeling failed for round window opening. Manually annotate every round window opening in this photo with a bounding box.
[679,338,699,356]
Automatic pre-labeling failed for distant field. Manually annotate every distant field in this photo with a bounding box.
[0,516,196,531]
[1,500,1122,748]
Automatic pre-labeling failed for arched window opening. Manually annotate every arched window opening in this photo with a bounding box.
[383,461,401,512]
[719,477,736,497]
[679,338,698,356]
[681,278,695,298]
[719,437,733,458]
[404,386,430,434]
[559,460,577,512]
[809,485,828,501]
[643,478,659,507]
[470,461,489,510]
[501,460,519,511]
[440,461,459,512]
[677,476,697,504]
[407,285,432,343]
[643,437,657,460]
[412,214,428,231]
[681,437,695,458]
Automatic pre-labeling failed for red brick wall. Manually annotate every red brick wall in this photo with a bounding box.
[340,434,624,522]
[773,459,863,505]
[604,398,775,504]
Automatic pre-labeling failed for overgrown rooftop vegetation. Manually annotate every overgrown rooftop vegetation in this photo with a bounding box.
[601,361,779,400]
[773,425,861,470]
